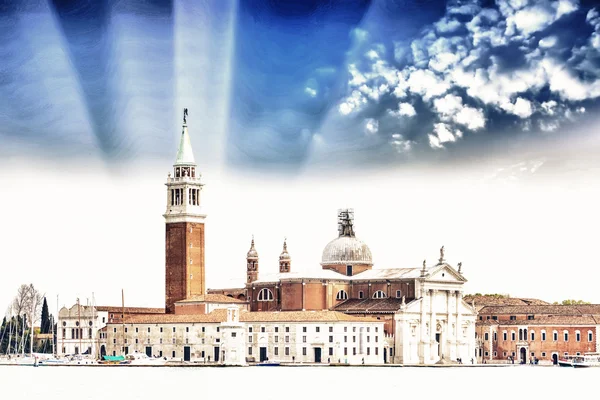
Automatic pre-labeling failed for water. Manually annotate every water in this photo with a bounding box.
[0,365,590,399]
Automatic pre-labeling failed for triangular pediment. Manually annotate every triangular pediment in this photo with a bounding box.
[425,263,466,283]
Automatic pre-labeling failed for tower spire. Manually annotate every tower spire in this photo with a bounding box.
[279,237,291,273]
[175,108,195,165]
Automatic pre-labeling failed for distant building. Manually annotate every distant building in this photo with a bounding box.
[475,304,600,364]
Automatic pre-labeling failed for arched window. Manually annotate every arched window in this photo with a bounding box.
[530,331,535,341]
[564,330,569,342]
[336,290,348,300]
[576,330,581,342]
[588,331,593,342]
[552,330,558,341]
[372,290,386,299]
[257,288,274,301]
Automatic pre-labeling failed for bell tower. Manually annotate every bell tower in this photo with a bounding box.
[164,108,206,314]
[279,238,291,273]
[246,236,259,284]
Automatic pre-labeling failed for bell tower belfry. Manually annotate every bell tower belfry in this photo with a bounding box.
[164,108,206,314]
[246,236,259,284]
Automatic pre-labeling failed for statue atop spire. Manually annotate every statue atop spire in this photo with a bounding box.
[183,108,188,125]
[175,108,195,165]
[337,209,355,237]
[279,237,291,273]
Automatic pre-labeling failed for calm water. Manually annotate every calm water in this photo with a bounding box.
[0,365,590,399]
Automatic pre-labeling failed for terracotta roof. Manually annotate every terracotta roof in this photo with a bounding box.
[118,309,382,325]
[332,298,405,313]
[477,315,599,326]
[478,304,600,315]
[464,296,549,310]
[175,294,246,304]
[96,306,165,314]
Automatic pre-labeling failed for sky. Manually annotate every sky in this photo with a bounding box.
[1,0,600,317]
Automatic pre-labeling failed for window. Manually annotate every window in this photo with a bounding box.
[494,351,497,357]
[344,348,348,356]
[564,331,569,342]
[261,327,265,333]
[285,347,290,356]
[484,333,489,341]
[172,327,176,333]
[541,352,546,357]
[553,331,558,341]
[367,348,371,356]
[124,328,127,333]
[217,327,220,333]
[274,347,279,356]
[329,348,333,356]
[353,348,357,355]
[113,328,117,333]
[303,327,307,333]
[372,290,386,299]
[353,327,356,333]
[113,339,116,344]
[249,336,252,343]
[346,265,353,276]
[329,336,333,343]
[186,327,189,333]
[232,332,237,338]
[160,327,163,333]
[492,316,497,320]
[316,327,320,333]
[275,336,278,342]
[329,327,333,332]
[344,327,348,333]
[303,336,307,343]
[484,351,488,356]
[135,339,139,344]
[257,288,274,301]
[285,327,290,333]
[353,336,356,343]
[576,331,581,342]
[275,327,279,333]
[375,337,378,343]
[541,330,546,341]
[503,352,507,357]
[511,331,515,341]
[172,338,175,344]
[531,331,535,341]
[396,290,402,298]
[359,291,364,299]
[589,331,593,342]
[367,336,370,343]
[202,327,205,333]
[248,347,252,355]
[302,348,307,356]
[527,315,534,320]
[336,290,348,300]
[531,352,535,357]
[148,327,151,333]
[249,327,253,333]
[509,316,516,320]
[375,348,378,356]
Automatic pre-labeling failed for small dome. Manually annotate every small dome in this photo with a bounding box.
[321,236,373,266]
[247,237,258,259]
[279,239,290,260]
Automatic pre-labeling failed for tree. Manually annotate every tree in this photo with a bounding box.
[7,284,43,354]
[41,298,50,334]
[553,299,591,305]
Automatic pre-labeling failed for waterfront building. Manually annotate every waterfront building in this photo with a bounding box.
[475,304,600,364]
[102,307,385,365]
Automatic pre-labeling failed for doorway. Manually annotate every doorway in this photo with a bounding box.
[100,345,106,357]
[520,347,526,364]
[213,346,220,362]
[184,346,191,361]
[552,353,558,365]
[260,347,268,362]
[435,333,441,357]
[384,348,387,363]
[314,347,322,363]
[145,346,152,357]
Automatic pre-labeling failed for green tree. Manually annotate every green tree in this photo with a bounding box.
[41,298,50,334]
[558,299,591,305]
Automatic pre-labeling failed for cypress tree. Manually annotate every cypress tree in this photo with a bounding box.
[41,297,50,334]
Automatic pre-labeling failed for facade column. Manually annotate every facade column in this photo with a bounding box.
[430,289,437,362]
[302,281,305,311]
[419,284,427,363]
[455,290,462,360]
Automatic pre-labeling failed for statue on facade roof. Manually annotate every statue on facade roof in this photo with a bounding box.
[183,108,188,124]
[439,245,445,262]
[422,259,426,270]
[457,262,462,274]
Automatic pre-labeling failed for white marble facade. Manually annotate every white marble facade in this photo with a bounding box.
[394,262,477,365]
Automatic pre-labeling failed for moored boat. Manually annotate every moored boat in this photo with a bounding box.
[558,353,600,368]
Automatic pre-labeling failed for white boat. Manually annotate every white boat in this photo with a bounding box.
[558,353,600,368]
[0,355,38,366]
[125,351,168,366]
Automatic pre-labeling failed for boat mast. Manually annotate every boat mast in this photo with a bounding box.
[77,298,82,355]
[121,289,125,356]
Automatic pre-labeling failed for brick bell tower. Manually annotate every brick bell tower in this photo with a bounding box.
[164,108,206,314]
[246,236,259,284]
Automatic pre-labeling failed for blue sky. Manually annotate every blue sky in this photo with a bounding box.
[2,0,599,172]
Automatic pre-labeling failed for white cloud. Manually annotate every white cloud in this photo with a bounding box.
[428,123,459,149]
[539,120,560,132]
[366,50,379,60]
[398,102,416,117]
[338,90,367,115]
[541,100,558,115]
[305,87,317,97]
[364,119,379,135]
[434,94,463,115]
[435,18,462,33]
[455,107,486,130]
[539,36,558,48]
[389,133,413,153]
[407,69,451,101]
[501,97,534,118]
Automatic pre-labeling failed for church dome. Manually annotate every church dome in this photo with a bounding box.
[279,239,290,260]
[321,236,373,266]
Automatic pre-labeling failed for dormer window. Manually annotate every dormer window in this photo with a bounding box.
[346,265,353,276]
